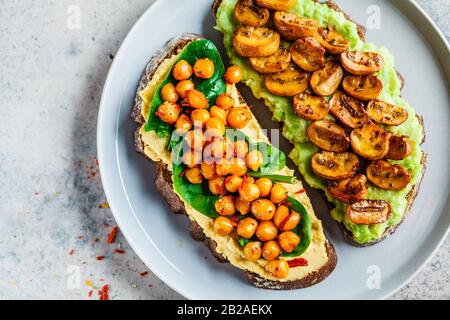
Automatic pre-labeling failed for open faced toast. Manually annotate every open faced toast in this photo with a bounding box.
[213,0,427,246]
[131,33,337,289]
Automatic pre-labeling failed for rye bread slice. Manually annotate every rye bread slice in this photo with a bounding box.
[212,0,427,247]
[132,34,338,289]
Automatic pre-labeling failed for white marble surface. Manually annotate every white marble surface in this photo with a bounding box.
[0,0,448,300]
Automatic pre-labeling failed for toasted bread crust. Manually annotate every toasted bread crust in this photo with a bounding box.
[132,34,337,289]
[212,0,427,246]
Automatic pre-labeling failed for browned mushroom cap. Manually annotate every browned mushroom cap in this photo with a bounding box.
[329,91,370,129]
[290,37,326,72]
[310,61,344,96]
[366,100,409,126]
[234,0,270,27]
[328,174,368,203]
[255,0,297,11]
[311,151,359,180]
[233,26,280,57]
[273,11,318,41]
[265,65,310,96]
[293,94,329,121]
[306,120,350,152]
[342,75,383,101]
[315,27,349,55]
[346,200,392,225]
[249,47,291,73]
[386,135,413,160]
[350,122,392,160]
[366,160,412,191]
[340,51,384,75]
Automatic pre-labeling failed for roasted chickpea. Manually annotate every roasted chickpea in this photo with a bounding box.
[251,199,276,221]
[230,157,248,176]
[256,221,278,242]
[176,80,195,99]
[281,211,301,232]
[245,150,263,172]
[216,93,235,109]
[225,175,244,193]
[185,130,204,150]
[200,162,216,180]
[278,231,300,253]
[182,150,201,168]
[237,217,258,239]
[224,65,243,84]
[155,102,181,124]
[239,178,260,202]
[175,114,192,133]
[210,106,228,124]
[215,195,236,216]
[172,59,193,81]
[160,83,179,103]
[213,216,234,236]
[215,158,233,177]
[235,197,251,215]
[244,242,262,262]
[205,117,226,138]
[256,178,273,197]
[190,109,210,128]
[262,241,281,261]
[203,137,227,162]
[234,140,249,158]
[227,107,252,129]
[185,167,203,184]
[208,177,227,196]
[265,259,289,279]
[183,89,208,109]
[270,183,288,204]
[273,205,290,228]
[194,58,215,79]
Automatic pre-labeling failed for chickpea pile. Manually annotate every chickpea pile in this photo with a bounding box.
[155,56,301,279]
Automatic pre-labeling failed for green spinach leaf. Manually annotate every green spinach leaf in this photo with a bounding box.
[281,196,312,257]
[144,39,227,136]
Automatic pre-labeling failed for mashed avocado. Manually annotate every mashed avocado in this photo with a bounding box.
[216,0,425,244]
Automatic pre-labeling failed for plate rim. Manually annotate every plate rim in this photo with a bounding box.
[97,0,450,300]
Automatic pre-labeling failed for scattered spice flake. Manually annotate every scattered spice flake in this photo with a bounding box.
[69,249,74,256]
[88,290,93,298]
[114,249,125,254]
[34,192,40,196]
[85,279,94,287]
[148,284,153,288]
[96,256,105,261]
[96,159,99,167]
[99,278,104,282]
[99,285,109,300]
[139,271,149,277]
[295,189,306,194]
[231,214,238,225]
[99,202,110,209]
[77,235,84,240]
[107,226,119,244]
[287,257,308,268]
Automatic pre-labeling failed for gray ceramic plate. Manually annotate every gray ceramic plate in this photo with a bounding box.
[97,0,450,299]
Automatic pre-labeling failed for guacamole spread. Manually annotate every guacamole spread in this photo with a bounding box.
[216,0,425,244]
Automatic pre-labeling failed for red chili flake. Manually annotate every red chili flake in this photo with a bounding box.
[139,271,149,277]
[88,290,93,298]
[90,172,96,177]
[285,202,293,208]
[148,284,153,288]
[295,189,306,194]
[99,285,109,300]
[96,256,105,261]
[288,257,308,268]
[231,214,238,225]
[34,192,40,196]
[77,235,84,240]
[99,278,105,282]
[107,226,119,244]
[69,249,74,256]
[114,249,125,254]
[95,159,99,167]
